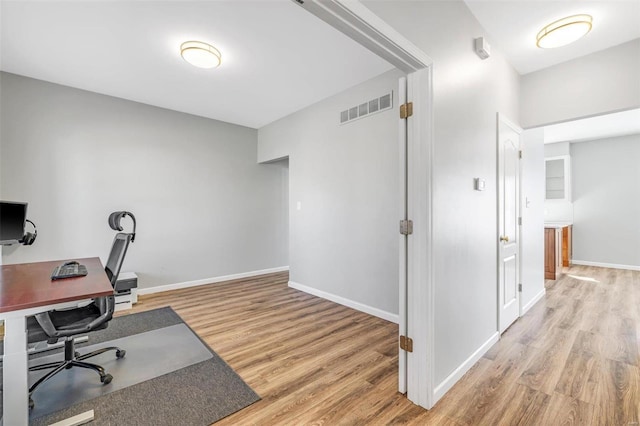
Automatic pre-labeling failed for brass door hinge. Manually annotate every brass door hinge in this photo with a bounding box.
[400,102,413,119]
[400,219,413,236]
[519,150,523,159]
[399,335,413,352]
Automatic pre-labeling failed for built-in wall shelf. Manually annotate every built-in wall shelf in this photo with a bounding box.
[545,156,571,201]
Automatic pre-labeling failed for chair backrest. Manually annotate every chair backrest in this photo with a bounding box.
[30,229,134,340]
[104,232,133,287]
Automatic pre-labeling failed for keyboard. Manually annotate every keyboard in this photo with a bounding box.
[51,263,88,280]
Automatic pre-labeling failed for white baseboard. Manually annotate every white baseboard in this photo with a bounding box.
[138,266,289,296]
[288,280,399,324]
[571,260,640,271]
[521,288,546,315]
[433,331,500,403]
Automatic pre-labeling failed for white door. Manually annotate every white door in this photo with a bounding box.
[405,68,432,407]
[399,69,432,405]
[497,114,522,333]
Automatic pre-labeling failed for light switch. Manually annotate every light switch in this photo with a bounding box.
[296,201,302,211]
[474,178,485,191]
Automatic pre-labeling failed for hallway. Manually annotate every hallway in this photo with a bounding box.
[433,265,640,424]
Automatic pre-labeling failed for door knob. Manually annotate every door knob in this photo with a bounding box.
[500,235,510,242]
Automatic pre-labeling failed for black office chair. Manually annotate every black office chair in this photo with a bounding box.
[27,211,136,408]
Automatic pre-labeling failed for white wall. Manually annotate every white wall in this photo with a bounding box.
[0,6,3,265]
[571,134,640,268]
[0,72,288,288]
[0,45,2,266]
[259,69,403,319]
[521,39,640,128]
[521,128,545,312]
[545,142,570,157]
[362,1,520,389]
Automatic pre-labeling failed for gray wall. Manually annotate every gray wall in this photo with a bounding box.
[571,134,640,267]
[0,72,288,288]
[362,0,520,387]
[521,39,640,128]
[259,69,403,317]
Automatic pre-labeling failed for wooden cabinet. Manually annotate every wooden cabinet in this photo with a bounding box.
[545,225,572,280]
[545,227,562,280]
[562,225,572,267]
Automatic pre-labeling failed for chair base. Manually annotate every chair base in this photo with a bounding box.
[28,337,125,409]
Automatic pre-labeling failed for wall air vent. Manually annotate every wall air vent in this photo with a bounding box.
[339,91,393,125]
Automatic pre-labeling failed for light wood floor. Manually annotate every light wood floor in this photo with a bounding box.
[0,266,640,426]
[125,265,639,425]
[3,265,636,424]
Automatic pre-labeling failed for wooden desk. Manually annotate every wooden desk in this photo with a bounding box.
[0,257,113,426]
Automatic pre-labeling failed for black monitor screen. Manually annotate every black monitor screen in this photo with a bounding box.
[0,201,27,243]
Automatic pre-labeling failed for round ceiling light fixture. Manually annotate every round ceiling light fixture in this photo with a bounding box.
[536,14,593,49]
[180,41,221,69]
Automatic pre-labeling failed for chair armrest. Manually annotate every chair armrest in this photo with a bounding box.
[86,296,115,330]
[33,312,58,336]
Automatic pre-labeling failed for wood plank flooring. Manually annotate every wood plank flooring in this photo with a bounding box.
[125,272,440,424]
[434,265,640,426]
[125,265,639,425]
[2,265,637,424]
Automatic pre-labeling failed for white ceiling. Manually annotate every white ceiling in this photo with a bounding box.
[0,1,394,129]
[544,108,640,144]
[2,1,638,129]
[464,1,640,74]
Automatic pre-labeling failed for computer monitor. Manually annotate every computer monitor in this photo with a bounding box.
[0,201,27,244]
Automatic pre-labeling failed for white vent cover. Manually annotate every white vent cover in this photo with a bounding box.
[340,91,393,125]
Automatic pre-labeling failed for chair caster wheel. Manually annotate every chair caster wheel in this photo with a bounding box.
[29,397,35,410]
[101,374,113,385]
[116,349,126,359]
[75,351,81,358]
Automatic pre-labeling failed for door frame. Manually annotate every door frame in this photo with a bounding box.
[496,113,523,332]
[398,76,408,394]
[293,0,435,409]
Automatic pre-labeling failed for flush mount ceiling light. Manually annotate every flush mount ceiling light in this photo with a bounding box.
[536,14,593,49]
[180,41,221,69]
